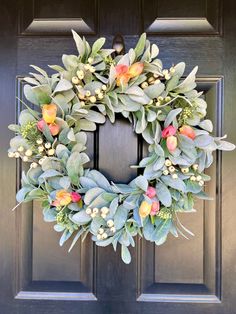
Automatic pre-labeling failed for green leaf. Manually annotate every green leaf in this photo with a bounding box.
[135,175,148,191]
[71,210,91,225]
[72,30,85,57]
[121,245,131,264]
[91,37,106,56]
[68,228,84,252]
[164,108,182,128]
[84,187,104,205]
[53,79,73,94]
[114,205,128,230]
[134,33,146,59]
[144,83,165,99]
[66,151,82,185]
[161,175,186,193]
[19,109,36,126]
[156,181,172,207]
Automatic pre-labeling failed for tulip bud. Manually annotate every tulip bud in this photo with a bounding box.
[162,125,177,138]
[179,125,196,140]
[70,192,81,203]
[42,104,57,124]
[139,201,152,218]
[48,123,60,136]
[166,136,177,152]
[146,186,156,199]
[150,201,160,216]
[128,62,144,78]
[37,119,46,132]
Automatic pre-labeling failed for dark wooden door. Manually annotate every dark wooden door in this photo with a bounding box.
[1,0,236,313]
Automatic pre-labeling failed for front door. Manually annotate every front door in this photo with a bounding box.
[1,0,236,313]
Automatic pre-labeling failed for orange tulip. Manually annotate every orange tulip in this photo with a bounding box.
[166,136,177,152]
[53,190,72,207]
[42,104,57,124]
[179,125,196,140]
[115,62,144,86]
[139,201,152,218]
[128,62,144,78]
[48,123,60,136]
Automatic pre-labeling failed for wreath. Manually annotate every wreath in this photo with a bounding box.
[8,31,235,264]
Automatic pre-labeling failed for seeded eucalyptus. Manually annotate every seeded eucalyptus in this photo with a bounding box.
[8,31,235,264]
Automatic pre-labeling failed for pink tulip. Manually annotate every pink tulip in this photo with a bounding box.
[166,136,177,152]
[146,186,156,199]
[115,64,129,76]
[37,119,46,132]
[70,192,82,203]
[162,125,177,138]
[150,201,160,216]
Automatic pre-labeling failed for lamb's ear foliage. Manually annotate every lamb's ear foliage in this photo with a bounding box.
[7,32,235,264]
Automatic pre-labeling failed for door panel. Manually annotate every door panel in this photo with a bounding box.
[1,0,236,313]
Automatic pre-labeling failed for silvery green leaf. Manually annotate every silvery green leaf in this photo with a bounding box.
[117,53,130,66]
[174,62,185,77]
[135,107,147,133]
[185,180,202,193]
[174,66,198,93]
[68,202,81,211]
[95,237,114,247]
[72,30,85,57]
[194,135,214,148]
[59,176,71,190]
[85,187,105,207]
[154,144,165,157]
[90,216,104,234]
[31,84,51,104]
[139,155,156,167]
[144,83,165,99]
[54,224,65,232]
[135,175,148,191]
[108,197,119,217]
[75,131,87,145]
[129,93,150,105]
[79,176,97,189]
[151,44,159,59]
[100,49,115,58]
[123,194,140,210]
[62,54,79,70]
[126,86,144,97]
[195,191,214,200]
[88,170,112,191]
[161,175,186,193]
[38,169,62,183]
[53,79,72,94]
[164,108,182,128]
[134,33,146,59]
[8,124,20,132]
[216,140,235,151]
[147,110,156,122]
[108,64,116,87]
[56,144,70,159]
[153,219,172,243]
[153,157,165,171]
[27,167,43,185]
[43,207,57,222]
[111,183,134,194]
[114,205,129,230]
[143,218,155,241]
[199,119,213,132]
[156,181,172,207]
[48,64,65,72]
[121,245,131,264]
[84,81,103,92]
[30,65,48,78]
[68,228,84,252]
[91,37,106,56]
[24,77,40,86]
[66,151,82,185]
[94,72,108,84]
[67,128,76,141]
[166,75,180,92]
[78,119,96,131]
[128,48,136,64]
[86,110,106,124]
[16,186,33,202]
[71,210,91,225]
[19,109,36,126]
[186,115,200,126]
[89,193,109,208]
[142,124,154,144]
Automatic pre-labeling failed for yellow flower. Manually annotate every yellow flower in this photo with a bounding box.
[54,190,72,207]
[139,201,152,218]
[42,103,57,124]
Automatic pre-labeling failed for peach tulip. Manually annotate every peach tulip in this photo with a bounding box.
[150,201,160,216]
[128,62,144,78]
[139,201,152,218]
[166,135,177,152]
[42,104,57,124]
[53,190,72,207]
[48,123,60,136]
[179,125,196,140]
